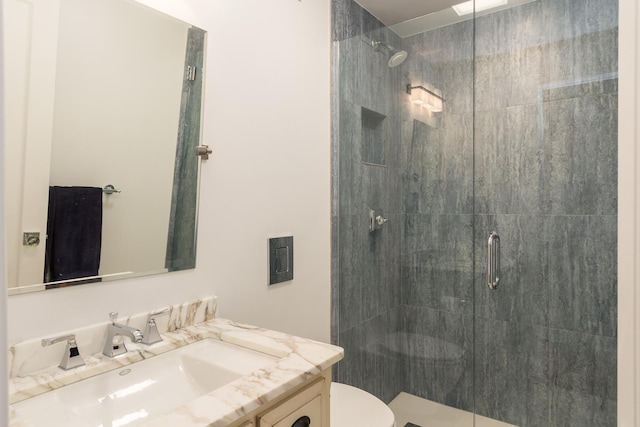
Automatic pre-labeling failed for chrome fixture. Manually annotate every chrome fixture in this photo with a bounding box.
[103,312,144,357]
[407,84,444,112]
[42,334,85,370]
[141,308,171,345]
[369,208,388,233]
[371,40,408,67]
[197,144,212,159]
[23,232,40,246]
[102,184,121,195]
[186,65,197,81]
[487,231,500,290]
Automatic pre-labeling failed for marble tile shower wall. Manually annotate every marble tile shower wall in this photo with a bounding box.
[400,18,476,413]
[333,0,617,425]
[471,1,617,426]
[332,0,405,404]
[401,1,618,425]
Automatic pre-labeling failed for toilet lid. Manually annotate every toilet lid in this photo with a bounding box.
[330,383,395,427]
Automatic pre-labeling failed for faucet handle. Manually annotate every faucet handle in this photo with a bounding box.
[42,333,77,347]
[42,334,85,370]
[148,307,170,320]
[109,312,119,323]
[142,307,170,345]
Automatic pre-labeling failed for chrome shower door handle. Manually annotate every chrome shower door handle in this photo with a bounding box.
[487,231,500,290]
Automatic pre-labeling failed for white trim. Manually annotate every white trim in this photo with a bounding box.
[0,0,8,423]
[618,0,639,425]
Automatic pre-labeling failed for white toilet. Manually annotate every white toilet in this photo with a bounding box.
[330,382,396,427]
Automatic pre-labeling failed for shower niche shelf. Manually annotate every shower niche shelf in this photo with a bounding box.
[361,107,388,166]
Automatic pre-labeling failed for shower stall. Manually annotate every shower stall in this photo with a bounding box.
[331,0,618,426]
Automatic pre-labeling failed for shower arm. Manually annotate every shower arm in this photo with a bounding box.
[406,84,445,101]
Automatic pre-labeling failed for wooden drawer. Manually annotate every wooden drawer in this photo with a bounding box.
[258,378,325,427]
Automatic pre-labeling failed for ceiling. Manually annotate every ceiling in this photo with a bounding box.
[353,0,463,26]
[353,0,537,38]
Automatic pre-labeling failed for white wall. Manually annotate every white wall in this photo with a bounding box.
[1,1,9,423]
[5,0,331,345]
[618,0,640,424]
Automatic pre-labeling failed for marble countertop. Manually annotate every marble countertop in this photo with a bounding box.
[9,318,344,427]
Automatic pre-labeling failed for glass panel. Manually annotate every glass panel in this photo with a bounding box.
[473,0,618,426]
[332,0,475,425]
[332,1,408,405]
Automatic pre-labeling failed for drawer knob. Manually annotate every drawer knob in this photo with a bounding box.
[292,415,311,427]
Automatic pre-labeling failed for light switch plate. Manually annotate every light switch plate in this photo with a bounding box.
[269,236,293,285]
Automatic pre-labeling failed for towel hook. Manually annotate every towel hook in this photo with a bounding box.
[103,185,121,195]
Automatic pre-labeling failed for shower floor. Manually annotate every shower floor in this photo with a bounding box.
[388,392,518,427]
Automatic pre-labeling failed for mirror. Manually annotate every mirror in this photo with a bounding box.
[4,0,206,294]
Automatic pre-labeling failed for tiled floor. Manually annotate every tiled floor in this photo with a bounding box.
[388,392,518,427]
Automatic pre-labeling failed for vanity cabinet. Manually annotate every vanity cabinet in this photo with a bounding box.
[229,370,331,427]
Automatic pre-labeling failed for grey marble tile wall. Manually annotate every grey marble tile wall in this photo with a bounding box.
[332,0,383,42]
[403,115,474,215]
[548,328,617,426]
[401,213,474,315]
[337,309,404,403]
[398,10,475,412]
[474,319,550,426]
[401,305,474,411]
[545,91,618,216]
[547,215,617,338]
[331,0,405,403]
[471,0,618,425]
[403,21,474,116]
[473,215,549,327]
[472,215,617,427]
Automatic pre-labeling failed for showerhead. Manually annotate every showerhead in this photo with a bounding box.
[371,40,408,67]
[388,50,408,67]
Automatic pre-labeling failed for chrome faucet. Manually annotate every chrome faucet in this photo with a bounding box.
[103,312,143,357]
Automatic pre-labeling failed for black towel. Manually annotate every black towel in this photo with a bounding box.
[44,186,103,283]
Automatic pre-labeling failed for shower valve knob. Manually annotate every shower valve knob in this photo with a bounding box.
[369,208,388,232]
[375,215,388,226]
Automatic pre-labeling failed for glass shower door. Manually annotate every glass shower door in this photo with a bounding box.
[472,1,618,426]
[332,0,477,421]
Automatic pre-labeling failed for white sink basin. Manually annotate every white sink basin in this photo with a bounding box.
[11,339,278,427]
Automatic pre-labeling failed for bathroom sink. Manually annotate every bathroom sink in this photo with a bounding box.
[10,339,278,427]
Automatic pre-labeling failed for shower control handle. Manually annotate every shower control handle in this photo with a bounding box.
[487,231,500,290]
[369,208,388,232]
